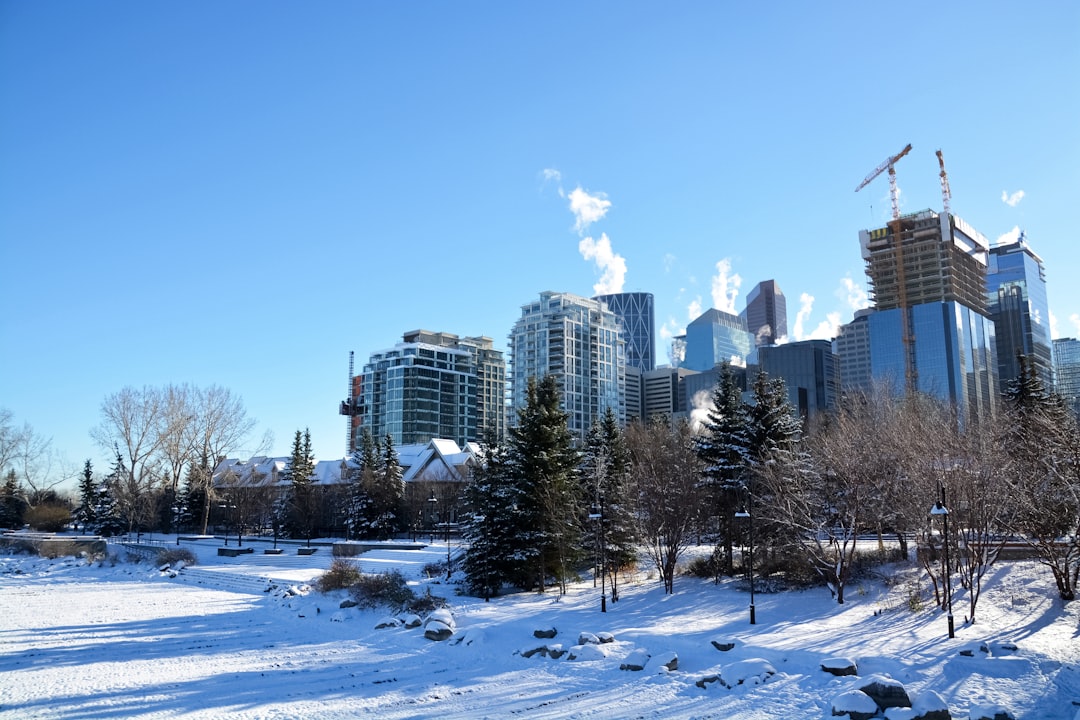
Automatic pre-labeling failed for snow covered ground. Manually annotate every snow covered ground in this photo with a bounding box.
[1,537,1078,719]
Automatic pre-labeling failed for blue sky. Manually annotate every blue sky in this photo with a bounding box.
[2,2,1078,483]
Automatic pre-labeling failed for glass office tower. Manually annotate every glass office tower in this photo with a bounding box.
[595,291,656,372]
[682,308,754,372]
[987,234,1053,389]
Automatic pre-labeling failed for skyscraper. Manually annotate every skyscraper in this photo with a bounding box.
[987,233,1053,389]
[757,339,840,419]
[350,330,505,451]
[833,309,874,395]
[594,291,656,372]
[860,209,997,425]
[1053,337,1080,419]
[741,280,787,347]
[682,308,754,372]
[509,291,625,440]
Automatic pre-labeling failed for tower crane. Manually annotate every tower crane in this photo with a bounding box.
[856,143,915,391]
[935,149,952,216]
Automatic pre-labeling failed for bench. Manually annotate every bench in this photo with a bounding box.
[297,547,318,556]
[263,548,284,555]
[217,546,255,557]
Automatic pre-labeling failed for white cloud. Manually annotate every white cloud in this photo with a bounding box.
[792,293,814,341]
[541,168,562,183]
[567,186,611,234]
[1049,310,1059,339]
[995,225,1022,246]
[792,291,842,341]
[1002,190,1025,208]
[578,233,626,295]
[659,317,682,341]
[687,297,703,322]
[1071,313,1080,337]
[688,390,713,432]
[838,276,869,311]
[710,259,741,315]
[663,253,676,273]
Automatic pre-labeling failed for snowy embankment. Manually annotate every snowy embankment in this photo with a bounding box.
[0,539,1078,720]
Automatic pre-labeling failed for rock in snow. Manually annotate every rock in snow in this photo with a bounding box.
[831,689,879,720]
[821,656,858,676]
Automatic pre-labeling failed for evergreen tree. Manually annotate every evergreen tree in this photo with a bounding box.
[694,362,752,575]
[461,426,528,598]
[75,460,97,532]
[580,408,635,599]
[279,429,318,544]
[178,457,210,535]
[344,429,378,540]
[511,375,582,594]
[93,450,126,537]
[744,371,804,549]
[367,434,403,540]
[0,469,26,529]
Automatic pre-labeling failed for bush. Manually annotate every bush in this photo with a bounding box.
[315,558,363,592]
[156,548,197,568]
[684,554,722,579]
[406,587,448,615]
[24,504,71,533]
[349,569,416,610]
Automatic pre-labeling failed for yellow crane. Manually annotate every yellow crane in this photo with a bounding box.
[856,143,915,391]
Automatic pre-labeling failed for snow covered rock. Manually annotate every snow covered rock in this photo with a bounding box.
[968,704,1014,720]
[597,631,615,643]
[330,611,349,623]
[644,651,678,673]
[338,598,358,609]
[546,644,566,659]
[568,643,608,661]
[695,674,722,689]
[449,628,485,647]
[958,641,991,657]
[424,620,454,641]
[822,657,859,676]
[722,658,777,687]
[374,617,401,629]
[620,648,650,671]
[533,626,557,639]
[401,614,422,628]
[578,631,600,645]
[427,608,455,630]
[831,689,879,720]
[710,637,736,652]
[856,674,911,709]
[880,689,950,720]
[517,644,550,659]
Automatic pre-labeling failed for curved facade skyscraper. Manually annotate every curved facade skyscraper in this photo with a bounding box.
[594,291,655,372]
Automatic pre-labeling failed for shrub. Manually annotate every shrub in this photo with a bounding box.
[315,558,363,592]
[24,504,71,533]
[422,560,447,578]
[406,587,448,615]
[156,548,197,568]
[349,569,416,610]
[684,554,722,579]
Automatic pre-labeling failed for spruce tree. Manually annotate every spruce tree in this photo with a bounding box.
[580,408,635,599]
[694,362,752,575]
[279,429,318,544]
[461,426,528,598]
[344,429,378,540]
[75,460,97,532]
[0,469,25,530]
[93,450,126,537]
[368,434,403,540]
[511,375,581,593]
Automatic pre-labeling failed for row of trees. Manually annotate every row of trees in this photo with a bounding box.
[460,360,1080,613]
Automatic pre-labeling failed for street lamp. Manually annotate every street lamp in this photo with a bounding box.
[930,492,955,639]
[735,496,756,625]
[588,496,607,613]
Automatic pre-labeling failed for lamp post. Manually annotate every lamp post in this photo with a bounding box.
[930,490,955,639]
[735,495,756,625]
[588,496,607,613]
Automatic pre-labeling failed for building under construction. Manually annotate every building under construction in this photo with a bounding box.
[859,208,998,426]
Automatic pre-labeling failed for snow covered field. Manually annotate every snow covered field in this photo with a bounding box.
[1,538,1078,719]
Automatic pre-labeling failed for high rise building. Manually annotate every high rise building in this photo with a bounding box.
[682,309,754,372]
[349,330,505,451]
[757,339,840,419]
[594,292,656,372]
[860,209,997,425]
[833,309,874,395]
[1053,338,1080,419]
[509,291,625,440]
[741,280,787,347]
[987,233,1054,389]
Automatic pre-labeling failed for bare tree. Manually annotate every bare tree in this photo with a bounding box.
[91,387,168,534]
[626,419,704,594]
[0,408,65,504]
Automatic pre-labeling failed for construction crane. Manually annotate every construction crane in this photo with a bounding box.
[935,149,952,216]
[339,351,361,454]
[856,143,915,391]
